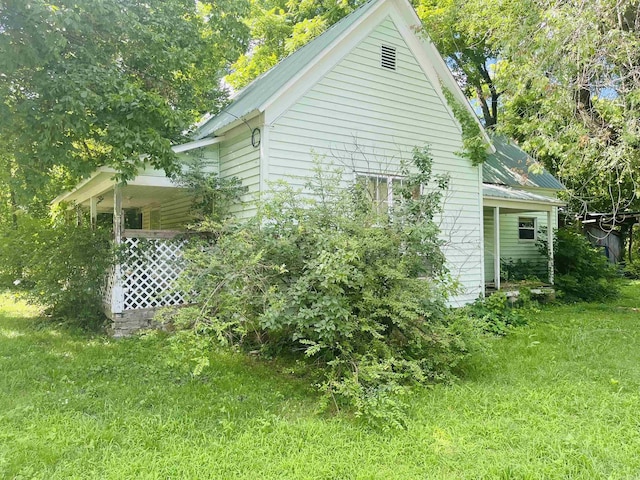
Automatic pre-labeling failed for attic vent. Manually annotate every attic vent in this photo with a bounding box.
[381,45,396,70]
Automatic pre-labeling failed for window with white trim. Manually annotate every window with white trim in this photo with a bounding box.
[518,217,536,240]
[356,174,419,215]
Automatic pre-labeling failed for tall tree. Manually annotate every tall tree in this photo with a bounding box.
[418,0,640,215]
[498,0,640,215]
[416,0,511,128]
[0,0,250,215]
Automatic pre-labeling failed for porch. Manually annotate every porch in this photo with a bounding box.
[483,184,565,292]
[54,167,195,336]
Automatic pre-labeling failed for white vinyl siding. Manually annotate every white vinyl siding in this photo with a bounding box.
[267,17,483,305]
[137,145,221,230]
[141,200,192,231]
[160,197,192,230]
[218,123,261,218]
[175,145,220,175]
[149,208,161,230]
[141,205,162,230]
[141,206,152,230]
[483,209,494,281]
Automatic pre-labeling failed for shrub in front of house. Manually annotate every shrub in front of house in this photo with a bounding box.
[0,214,112,328]
[500,258,546,283]
[550,227,620,301]
[169,148,486,427]
[464,291,533,336]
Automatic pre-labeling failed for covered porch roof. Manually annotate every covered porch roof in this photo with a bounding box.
[52,135,224,211]
[483,184,565,212]
[53,166,190,212]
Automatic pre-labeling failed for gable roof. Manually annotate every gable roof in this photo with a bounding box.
[193,0,490,147]
[193,0,380,140]
[483,135,564,190]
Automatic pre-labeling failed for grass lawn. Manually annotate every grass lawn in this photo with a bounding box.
[2,284,640,479]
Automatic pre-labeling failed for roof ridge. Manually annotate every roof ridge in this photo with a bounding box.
[193,0,382,139]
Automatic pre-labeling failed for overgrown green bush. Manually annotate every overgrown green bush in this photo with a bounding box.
[168,149,486,427]
[172,158,244,222]
[547,227,620,301]
[623,259,640,279]
[464,291,533,336]
[0,215,38,289]
[500,258,544,283]
[0,214,113,327]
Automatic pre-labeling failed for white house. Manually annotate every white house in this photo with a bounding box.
[54,0,563,335]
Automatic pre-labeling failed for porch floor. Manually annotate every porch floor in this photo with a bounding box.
[485,282,556,302]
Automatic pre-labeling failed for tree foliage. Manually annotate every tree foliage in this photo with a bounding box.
[543,227,620,302]
[226,0,366,89]
[4,0,640,222]
[0,213,113,326]
[416,0,520,128]
[441,86,488,165]
[419,0,640,214]
[497,1,640,215]
[0,0,250,214]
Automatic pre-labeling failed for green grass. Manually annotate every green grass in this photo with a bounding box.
[2,285,640,479]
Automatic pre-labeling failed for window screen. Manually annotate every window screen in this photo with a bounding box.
[356,174,420,215]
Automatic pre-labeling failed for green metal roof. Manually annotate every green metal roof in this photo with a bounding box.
[193,0,380,140]
[483,135,564,190]
[483,184,564,205]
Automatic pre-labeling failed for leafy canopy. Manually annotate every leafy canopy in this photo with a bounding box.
[416,0,521,128]
[497,0,640,214]
[0,0,250,206]
[419,0,640,214]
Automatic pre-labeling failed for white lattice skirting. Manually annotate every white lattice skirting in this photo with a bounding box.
[122,237,186,310]
[104,236,187,315]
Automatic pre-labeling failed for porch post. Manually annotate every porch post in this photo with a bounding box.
[113,186,123,241]
[547,208,554,284]
[494,206,501,290]
[89,196,97,229]
[111,186,124,314]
